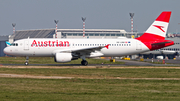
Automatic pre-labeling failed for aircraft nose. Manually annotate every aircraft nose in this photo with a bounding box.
[3,47,10,55]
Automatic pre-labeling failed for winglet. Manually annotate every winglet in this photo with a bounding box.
[104,44,110,49]
[6,41,11,47]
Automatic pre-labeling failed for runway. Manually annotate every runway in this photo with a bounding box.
[1,59,180,67]
[1,59,180,80]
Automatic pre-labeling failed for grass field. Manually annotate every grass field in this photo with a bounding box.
[1,68,180,101]
[0,57,124,65]
[1,68,180,78]
[1,78,180,101]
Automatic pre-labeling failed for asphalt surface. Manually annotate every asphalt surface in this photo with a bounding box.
[1,59,180,66]
[116,59,180,66]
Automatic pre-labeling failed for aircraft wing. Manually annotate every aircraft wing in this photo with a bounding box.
[52,44,110,56]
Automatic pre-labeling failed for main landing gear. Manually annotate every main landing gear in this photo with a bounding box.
[80,55,88,66]
[81,60,88,66]
[24,56,29,66]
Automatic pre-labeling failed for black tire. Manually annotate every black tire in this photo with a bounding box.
[24,62,29,66]
[84,61,88,66]
[81,60,88,66]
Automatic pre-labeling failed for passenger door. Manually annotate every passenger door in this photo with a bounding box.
[24,40,29,50]
[136,41,142,50]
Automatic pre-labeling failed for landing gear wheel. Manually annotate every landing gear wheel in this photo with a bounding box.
[25,56,29,66]
[81,60,88,66]
[84,61,88,66]
[24,61,29,66]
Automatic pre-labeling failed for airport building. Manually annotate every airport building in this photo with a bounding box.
[0,28,180,59]
[0,35,8,56]
[9,29,140,40]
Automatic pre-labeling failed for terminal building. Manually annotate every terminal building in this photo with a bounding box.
[0,28,180,59]
[9,29,139,39]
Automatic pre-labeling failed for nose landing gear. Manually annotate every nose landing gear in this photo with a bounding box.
[24,56,29,66]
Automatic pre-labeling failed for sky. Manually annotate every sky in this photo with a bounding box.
[0,0,180,35]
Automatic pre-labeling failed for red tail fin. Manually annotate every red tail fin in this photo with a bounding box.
[137,11,171,41]
[136,11,174,51]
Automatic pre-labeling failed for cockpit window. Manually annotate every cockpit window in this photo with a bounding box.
[11,43,18,46]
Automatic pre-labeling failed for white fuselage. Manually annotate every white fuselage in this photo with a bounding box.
[4,38,150,57]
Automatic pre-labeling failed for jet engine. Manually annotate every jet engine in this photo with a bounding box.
[54,53,72,63]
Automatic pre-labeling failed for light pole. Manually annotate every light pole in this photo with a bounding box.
[12,23,16,34]
[82,17,86,38]
[54,20,59,38]
[129,13,134,33]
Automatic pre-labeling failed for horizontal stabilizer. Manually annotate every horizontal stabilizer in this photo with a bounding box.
[151,41,171,45]
[151,40,172,45]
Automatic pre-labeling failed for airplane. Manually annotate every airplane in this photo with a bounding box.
[3,11,174,66]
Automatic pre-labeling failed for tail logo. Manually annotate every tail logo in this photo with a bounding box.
[153,25,165,32]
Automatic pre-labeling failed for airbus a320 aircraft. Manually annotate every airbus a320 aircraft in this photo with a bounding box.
[4,11,174,66]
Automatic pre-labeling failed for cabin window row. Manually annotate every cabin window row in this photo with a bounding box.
[31,43,131,47]
[161,48,180,51]
[73,44,131,46]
